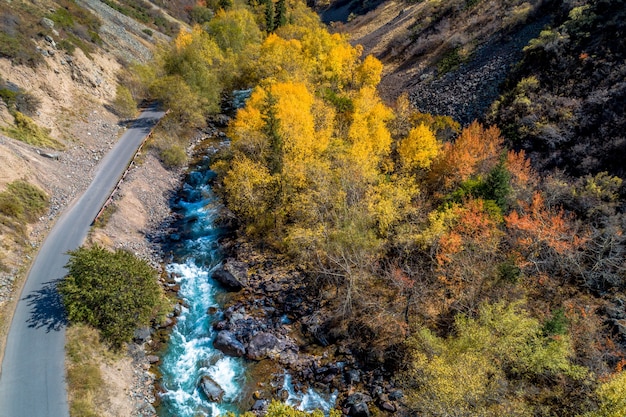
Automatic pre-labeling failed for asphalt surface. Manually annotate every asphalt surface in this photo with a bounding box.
[0,105,165,417]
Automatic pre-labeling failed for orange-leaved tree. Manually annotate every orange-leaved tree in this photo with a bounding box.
[505,192,588,283]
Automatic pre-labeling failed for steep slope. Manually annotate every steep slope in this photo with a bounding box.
[340,0,552,115]
[340,0,625,180]
[489,0,626,177]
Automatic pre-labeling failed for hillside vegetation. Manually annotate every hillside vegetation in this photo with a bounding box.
[131,0,626,415]
[489,0,626,177]
[1,0,624,414]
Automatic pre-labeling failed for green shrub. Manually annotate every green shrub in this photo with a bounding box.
[160,144,187,168]
[59,246,165,349]
[2,112,63,149]
[189,6,214,24]
[0,194,24,220]
[45,0,102,57]
[111,85,136,119]
[437,47,463,75]
[1,80,41,116]
[0,87,18,109]
[498,258,521,283]
[543,308,568,336]
[0,32,43,66]
[5,180,49,222]
[0,180,48,223]
[66,324,106,417]
[224,400,341,417]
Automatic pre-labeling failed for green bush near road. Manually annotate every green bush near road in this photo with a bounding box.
[59,245,166,349]
[0,180,49,235]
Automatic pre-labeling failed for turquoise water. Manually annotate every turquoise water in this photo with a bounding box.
[158,152,246,417]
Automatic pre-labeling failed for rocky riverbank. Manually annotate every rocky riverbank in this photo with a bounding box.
[204,237,407,416]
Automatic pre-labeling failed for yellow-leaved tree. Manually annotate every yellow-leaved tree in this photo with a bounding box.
[586,371,626,417]
[225,81,331,235]
[347,86,394,181]
[400,301,586,417]
[397,123,441,171]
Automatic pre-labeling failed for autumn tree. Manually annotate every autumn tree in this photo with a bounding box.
[430,121,503,191]
[433,198,504,312]
[400,301,585,416]
[397,123,441,172]
[505,192,588,283]
[586,371,626,417]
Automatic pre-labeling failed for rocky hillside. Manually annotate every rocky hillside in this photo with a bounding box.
[337,0,552,112]
[0,0,177,335]
[489,0,626,177]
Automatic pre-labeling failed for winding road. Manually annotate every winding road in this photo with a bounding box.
[0,105,166,417]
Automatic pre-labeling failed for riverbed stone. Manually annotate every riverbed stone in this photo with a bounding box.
[388,389,404,401]
[381,401,396,412]
[251,399,268,411]
[214,330,246,357]
[246,332,279,360]
[224,259,248,286]
[349,402,370,417]
[199,376,224,402]
[212,268,244,291]
[134,327,152,343]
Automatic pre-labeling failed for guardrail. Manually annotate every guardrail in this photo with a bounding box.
[92,109,169,225]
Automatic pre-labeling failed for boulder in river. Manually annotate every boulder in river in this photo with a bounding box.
[212,268,245,291]
[224,259,248,286]
[214,330,246,357]
[246,332,280,360]
[199,376,224,402]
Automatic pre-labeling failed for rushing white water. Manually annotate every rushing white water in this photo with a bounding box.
[283,374,338,414]
[158,159,246,417]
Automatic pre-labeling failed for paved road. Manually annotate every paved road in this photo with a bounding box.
[0,105,165,417]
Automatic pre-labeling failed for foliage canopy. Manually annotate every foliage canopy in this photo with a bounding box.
[59,246,164,349]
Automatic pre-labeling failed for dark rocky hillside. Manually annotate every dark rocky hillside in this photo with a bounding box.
[489,0,626,177]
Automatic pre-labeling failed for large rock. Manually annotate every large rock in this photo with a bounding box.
[133,327,152,343]
[224,259,248,286]
[346,393,372,417]
[199,376,224,402]
[40,17,55,29]
[214,331,246,357]
[349,402,371,417]
[246,332,280,360]
[212,268,244,291]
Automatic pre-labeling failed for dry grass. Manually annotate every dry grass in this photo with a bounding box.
[0,254,29,365]
[66,324,116,417]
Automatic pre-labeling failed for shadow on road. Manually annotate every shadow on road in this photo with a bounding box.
[23,280,68,332]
